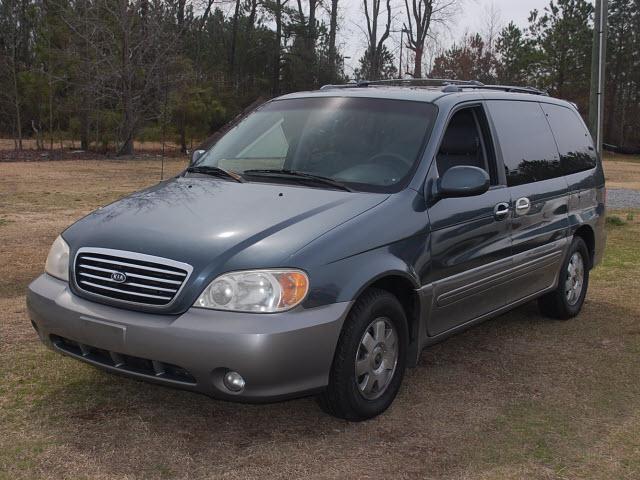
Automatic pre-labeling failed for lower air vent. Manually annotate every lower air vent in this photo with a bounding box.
[51,335,196,385]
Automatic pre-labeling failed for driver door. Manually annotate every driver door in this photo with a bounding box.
[426,104,512,336]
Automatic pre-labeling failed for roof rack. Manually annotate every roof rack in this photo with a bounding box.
[442,84,548,96]
[320,78,485,90]
[320,78,548,96]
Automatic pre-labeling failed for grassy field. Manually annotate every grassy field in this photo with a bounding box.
[1,156,639,479]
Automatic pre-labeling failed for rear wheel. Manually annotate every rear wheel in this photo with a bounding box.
[318,288,408,421]
[538,237,590,319]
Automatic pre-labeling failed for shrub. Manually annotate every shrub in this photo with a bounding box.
[606,215,627,227]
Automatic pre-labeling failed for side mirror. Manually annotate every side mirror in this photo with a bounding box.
[191,149,206,165]
[435,165,490,199]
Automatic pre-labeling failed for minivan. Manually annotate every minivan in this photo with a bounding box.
[27,79,606,420]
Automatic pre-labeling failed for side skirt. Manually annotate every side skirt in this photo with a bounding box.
[408,239,572,365]
[417,283,557,355]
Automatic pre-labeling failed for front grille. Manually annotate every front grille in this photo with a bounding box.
[51,335,197,385]
[74,248,191,307]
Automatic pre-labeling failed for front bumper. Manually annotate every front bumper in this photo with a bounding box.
[27,274,350,402]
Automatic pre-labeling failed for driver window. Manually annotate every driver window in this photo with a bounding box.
[436,107,495,183]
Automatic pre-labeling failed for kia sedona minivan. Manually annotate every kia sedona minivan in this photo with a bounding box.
[27,79,605,420]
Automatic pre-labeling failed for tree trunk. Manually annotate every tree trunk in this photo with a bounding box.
[119,91,135,156]
[309,0,317,85]
[618,83,628,147]
[177,0,185,27]
[606,21,625,144]
[179,120,187,154]
[328,0,339,80]
[48,28,54,150]
[32,120,43,149]
[247,0,257,33]
[363,0,391,80]
[120,136,134,156]
[308,0,317,51]
[117,0,134,156]
[229,0,241,78]
[80,107,89,150]
[10,31,22,151]
[12,73,22,151]
[272,0,283,96]
[413,45,423,78]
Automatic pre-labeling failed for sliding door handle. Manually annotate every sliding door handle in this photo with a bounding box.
[515,197,531,216]
[494,202,510,220]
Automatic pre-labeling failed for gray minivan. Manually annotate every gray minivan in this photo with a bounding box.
[27,80,606,420]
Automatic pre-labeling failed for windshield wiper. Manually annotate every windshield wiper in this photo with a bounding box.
[242,169,353,192]
[185,165,243,183]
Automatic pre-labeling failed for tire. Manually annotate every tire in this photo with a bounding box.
[317,288,408,421]
[538,237,590,320]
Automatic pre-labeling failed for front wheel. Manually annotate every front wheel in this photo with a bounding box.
[538,237,590,319]
[318,288,408,421]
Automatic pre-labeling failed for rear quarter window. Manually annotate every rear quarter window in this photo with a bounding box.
[539,103,597,175]
[486,100,561,186]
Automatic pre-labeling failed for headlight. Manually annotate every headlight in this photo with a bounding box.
[45,235,70,281]
[195,269,309,313]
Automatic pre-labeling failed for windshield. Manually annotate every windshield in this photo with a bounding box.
[194,97,437,192]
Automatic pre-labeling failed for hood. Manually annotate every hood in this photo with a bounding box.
[64,176,388,277]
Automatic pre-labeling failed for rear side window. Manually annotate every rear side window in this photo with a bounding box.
[540,103,597,174]
[487,100,561,186]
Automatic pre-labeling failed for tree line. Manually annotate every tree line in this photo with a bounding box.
[429,0,640,152]
[1,0,639,155]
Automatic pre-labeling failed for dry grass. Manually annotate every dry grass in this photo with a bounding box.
[0,159,187,299]
[1,159,640,479]
[603,153,640,189]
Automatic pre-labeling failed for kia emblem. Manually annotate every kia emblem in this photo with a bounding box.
[110,271,127,283]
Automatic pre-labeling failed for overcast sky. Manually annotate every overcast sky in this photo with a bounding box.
[339,0,553,74]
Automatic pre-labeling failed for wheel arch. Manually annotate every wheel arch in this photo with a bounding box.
[573,224,596,268]
[348,271,423,367]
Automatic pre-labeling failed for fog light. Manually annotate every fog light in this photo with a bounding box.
[223,371,245,392]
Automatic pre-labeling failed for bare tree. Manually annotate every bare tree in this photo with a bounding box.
[362,0,392,80]
[61,0,183,155]
[481,1,503,54]
[402,0,459,78]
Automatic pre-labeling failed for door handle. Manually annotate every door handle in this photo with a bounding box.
[515,197,531,216]
[494,202,510,220]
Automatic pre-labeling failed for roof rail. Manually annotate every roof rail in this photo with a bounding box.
[320,78,485,90]
[441,84,548,95]
[320,78,548,96]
